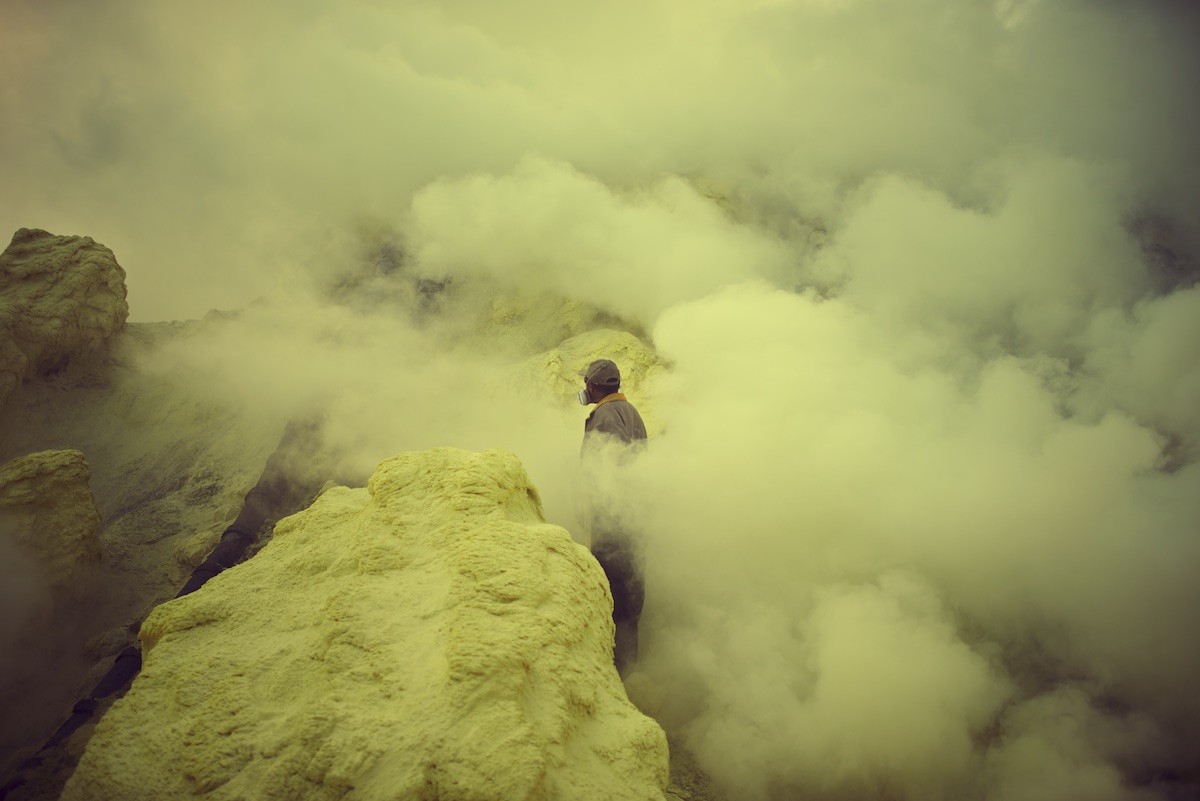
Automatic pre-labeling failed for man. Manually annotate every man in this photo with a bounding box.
[578,358,647,676]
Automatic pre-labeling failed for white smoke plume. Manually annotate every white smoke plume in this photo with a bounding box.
[2,1,1198,798]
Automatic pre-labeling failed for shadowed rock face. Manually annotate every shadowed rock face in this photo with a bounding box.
[61,447,669,801]
[0,449,102,603]
[0,449,104,780]
[0,228,129,409]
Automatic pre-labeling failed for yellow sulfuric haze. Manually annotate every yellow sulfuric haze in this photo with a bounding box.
[2,1,1199,799]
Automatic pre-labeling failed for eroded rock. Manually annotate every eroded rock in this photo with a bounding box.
[62,448,668,801]
[0,228,129,408]
[0,449,102,606]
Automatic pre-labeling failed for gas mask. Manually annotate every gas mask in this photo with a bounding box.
[578,388,590,406]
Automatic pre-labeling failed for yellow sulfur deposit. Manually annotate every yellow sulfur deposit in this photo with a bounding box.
[61,448,668,801]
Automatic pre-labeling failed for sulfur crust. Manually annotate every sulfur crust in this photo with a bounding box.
[61,447,668,801]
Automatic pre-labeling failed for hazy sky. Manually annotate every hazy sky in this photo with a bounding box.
[3,1,1199,799]
[2,0,1197,320]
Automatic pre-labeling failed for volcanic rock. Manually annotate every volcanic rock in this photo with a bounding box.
[0,449,102,606]
[0,228,129,409]
[61,447,669,801]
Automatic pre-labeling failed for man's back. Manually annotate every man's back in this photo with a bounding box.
[584,393,647,446]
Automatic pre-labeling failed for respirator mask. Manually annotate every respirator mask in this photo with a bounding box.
[577,389,590,406]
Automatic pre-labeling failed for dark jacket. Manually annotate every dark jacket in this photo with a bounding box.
[581,392,646,550]
[583,393,647,448]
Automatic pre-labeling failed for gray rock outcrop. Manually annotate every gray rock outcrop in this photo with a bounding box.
[0,228,129,409]
[62,447,669,801]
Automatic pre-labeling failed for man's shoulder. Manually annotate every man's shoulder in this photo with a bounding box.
[600,397,638,412]
[613,398,644,420]
[588,398,646,442]
[591,398,641,420]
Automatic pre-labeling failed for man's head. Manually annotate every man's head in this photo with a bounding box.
[580,359,621,404]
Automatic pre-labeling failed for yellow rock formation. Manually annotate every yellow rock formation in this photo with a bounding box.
[62,448,668,801]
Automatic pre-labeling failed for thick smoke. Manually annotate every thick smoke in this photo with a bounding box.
[3,0,1197,320]
[3,1,1198,799]
[630,279,1199,798]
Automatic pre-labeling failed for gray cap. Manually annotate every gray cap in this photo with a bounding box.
[580,359,621,388]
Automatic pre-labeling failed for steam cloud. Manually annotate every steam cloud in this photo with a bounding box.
[3,1,1198,799]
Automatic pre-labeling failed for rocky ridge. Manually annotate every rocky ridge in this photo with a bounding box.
[0,229,692,801]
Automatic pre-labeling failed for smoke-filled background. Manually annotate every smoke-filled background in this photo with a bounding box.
[3,1,1199,799]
